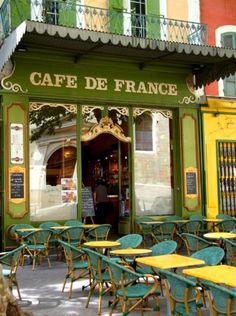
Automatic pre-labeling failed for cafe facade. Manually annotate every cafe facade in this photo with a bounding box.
[1,0,236,248]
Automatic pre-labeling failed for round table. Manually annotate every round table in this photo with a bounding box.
[110,248,152,269]
[203,218,223,231]
[83,240,120,254]
[204,232,236,240]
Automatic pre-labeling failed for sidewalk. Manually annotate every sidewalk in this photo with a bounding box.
[16,256,210,316]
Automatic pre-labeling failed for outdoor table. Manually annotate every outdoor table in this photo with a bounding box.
[183,265,236,287]
[16,228,41,233]
[203,232,236,240]
[81,224,99,229]
[50,226,71,230]
[140,221,164,225]
[203,218,224,231]
[136,254,205,270]
[83,240,120,255]
[110,248,152,269]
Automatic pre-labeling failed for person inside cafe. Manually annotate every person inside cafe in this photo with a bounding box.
[94,178,109,224]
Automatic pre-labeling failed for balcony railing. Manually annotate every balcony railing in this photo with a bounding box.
[0,0,208,45]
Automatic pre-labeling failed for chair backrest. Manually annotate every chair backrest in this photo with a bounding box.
[216,214,234,220]
[87,224,111,240]
[181,220,202,234]
[0,245,25,274]
[82,247,107,281]
[159,269,197,309]
[222,238,236,265]
[181,233,212,255]
[60,226,85,244]
[116,234,143,249]
[39,221,60,230]
[150,240,177,256]
[189,214,206,220]
[135,216,154,224]
[191,246,225,265]
[215,219,236,232]
[25,229,52,245]
[206,282,236,315]
[64,220,83,226]
[165,215,182,222]
[59,240,85,266]
[10,224,34,240]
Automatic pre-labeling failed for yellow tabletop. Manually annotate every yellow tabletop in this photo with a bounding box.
[16,228,41,232]
[140,221,163,225]
[204,232,236,239]
[110,248,152,257]
[136,254,205,269]
[171,219,189,223]
[203,218,223,223]
[183,265,236,287]
[50,226,71,230]
[81,224,99,229]
[83,241,120,248]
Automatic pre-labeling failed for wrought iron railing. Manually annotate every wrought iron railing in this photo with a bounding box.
[0,0,208,45]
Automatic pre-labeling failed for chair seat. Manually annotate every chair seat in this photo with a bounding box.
[175,301,201,316]
[2,269,10,277]
[94,271,111,282]
[117,283,159,299]
[27,244,46,250]
[136,266,154,275]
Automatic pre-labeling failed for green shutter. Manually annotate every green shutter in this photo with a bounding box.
[146,0,160,39]
[11,0,30,29]
[109,0,123,34]
[59,0,76,27]
[222,33,236,96]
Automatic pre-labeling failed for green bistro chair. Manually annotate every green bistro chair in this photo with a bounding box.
[165,216,183,222]
[58,240,90,298]
[205,282,236,316]
[116,234,143,249]
[151,222,176,243]
[215,219,236,232]
[60,226,85,247]
[191,246,225,266]
[181,233,213,256]
[136,216,155,246]
[86,224,111,241]
[24,229,52,270]
[216,214,234,220]
[222,238,236,265]
[64,219,83,226]
[82,247,112,315]
[10,224,34,244]
[159,269,203,316]
[179,220,202,236]
[189,215,209,236]
[39,221,60,253]
[103,256,161,316]
[0,244,25,299]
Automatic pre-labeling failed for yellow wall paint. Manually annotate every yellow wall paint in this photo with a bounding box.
[85,0,107,9]
[203,111,236,218]
[167,0,188,20]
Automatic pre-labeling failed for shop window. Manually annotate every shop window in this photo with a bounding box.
[221,32,236,96]
[218,141,236,217]
[29,104,77,221]
[135,114,153,151]
[134,109,173,216]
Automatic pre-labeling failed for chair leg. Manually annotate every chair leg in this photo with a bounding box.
[86,282,96,308]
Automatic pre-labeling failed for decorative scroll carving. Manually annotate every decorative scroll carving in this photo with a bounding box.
[178,96,197,104]
[108,106,129,116]
[81,116,131,142]
[29,102,77,113]
[133,107,173,119]
[82,105,104,114]
[1,62,28,93]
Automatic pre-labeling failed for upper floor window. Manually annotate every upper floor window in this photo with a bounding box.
[130,0,146,37]
[221,32,236,96]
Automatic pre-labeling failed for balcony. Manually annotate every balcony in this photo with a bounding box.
[0,0,207,45]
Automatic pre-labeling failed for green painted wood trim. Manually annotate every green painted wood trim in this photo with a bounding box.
[77,104,82,220]
[59,1,76,27]
[11,0,30,30]
[129,107,135,232]
[109,0,123,34]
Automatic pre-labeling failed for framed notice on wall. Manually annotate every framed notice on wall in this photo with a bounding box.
[10,123,24,164]
[184,167,198,198]
[9,166,25,204]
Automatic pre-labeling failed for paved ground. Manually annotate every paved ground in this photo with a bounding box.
[14,255,211,316]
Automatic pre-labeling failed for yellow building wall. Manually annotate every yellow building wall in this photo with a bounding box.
[202,98,236,218]
[167,0,188,20]
[85,0,107,8]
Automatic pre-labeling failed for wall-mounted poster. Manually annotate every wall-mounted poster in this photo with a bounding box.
[10,123,24,164]
[9,166,25,203]
[61,178,77,203]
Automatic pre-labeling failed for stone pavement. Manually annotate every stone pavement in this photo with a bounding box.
[15,255,211,316]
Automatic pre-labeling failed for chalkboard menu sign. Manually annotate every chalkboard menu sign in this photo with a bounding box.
[10,172,24,199]
[185,169,198,196]
[82,187,95,217]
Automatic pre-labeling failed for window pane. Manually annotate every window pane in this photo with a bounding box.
[134,111,173,215]
[29,105,77,221]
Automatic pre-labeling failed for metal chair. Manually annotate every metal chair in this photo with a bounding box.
[151,222,176,242]
[64,219,83,226]
[159,269,203,316]
[103,256,160,316]
[58,240,90,298]
[181,233,213,255]
[206,282,236,316]
[222,238,236,265]
[0,244,25,299]
[24,229,52,270]
[82,247,112,315]
[86,224,111,241]
[60,226,85,247]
